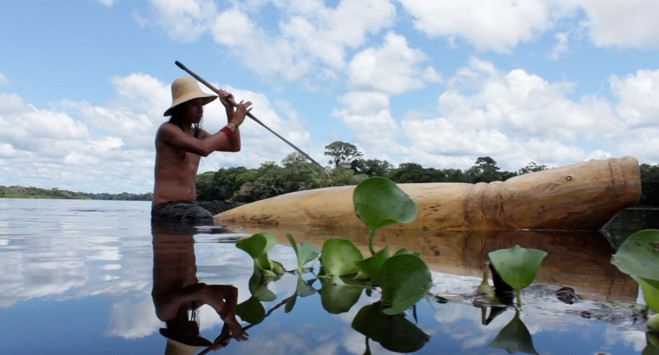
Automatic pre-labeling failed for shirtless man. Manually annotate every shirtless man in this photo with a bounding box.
[151,76,252,223]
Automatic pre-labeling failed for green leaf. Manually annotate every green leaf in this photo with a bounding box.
[318,277,363,314]
[351,302,430,353]
[488,311,539,355]
[355,245,390,281]
[287,233,320,271]
[611,229,659,311]
[393,248,421,258]
[236,233,284,277]
[353,177,417,232]
[320,238,364,278]
[247,269,277,301]
[488,245,547,304]
[235,296,265,325]
[379,254,432,315]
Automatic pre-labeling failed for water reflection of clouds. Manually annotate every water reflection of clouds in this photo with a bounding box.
[0,199,649,354]
[106,297,161,339]
[429,270,648,353]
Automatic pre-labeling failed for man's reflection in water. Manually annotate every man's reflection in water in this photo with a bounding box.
[151,222,248,354]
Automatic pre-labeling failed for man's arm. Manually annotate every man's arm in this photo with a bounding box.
[159,100,251,156]
[218,90,245,152]
[158,123,236,157]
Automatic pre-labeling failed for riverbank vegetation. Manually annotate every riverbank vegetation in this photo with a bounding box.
[3,141,659,206]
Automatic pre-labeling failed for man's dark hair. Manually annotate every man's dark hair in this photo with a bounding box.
[168,104,200,138]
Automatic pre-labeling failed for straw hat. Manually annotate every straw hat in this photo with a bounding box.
[160,328,212,355]
[164,77,217,116]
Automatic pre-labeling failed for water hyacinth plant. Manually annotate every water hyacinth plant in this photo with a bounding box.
[611,229,659,313]
[233,177,433,348]
[353,177,417,255]
[488,245,547,306]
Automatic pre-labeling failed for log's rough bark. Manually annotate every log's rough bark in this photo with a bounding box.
[215,156,641,231]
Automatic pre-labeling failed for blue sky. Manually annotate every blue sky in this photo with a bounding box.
[1,0,659,194]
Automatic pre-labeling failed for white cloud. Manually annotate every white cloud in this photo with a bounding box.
[0,73,8,86]
[147,0,218,43]
[348,32,440,94]
[610,69,659,128]
[333,91,403,154]
[398,57,626,170]
[398,0,575,53]
[210,0,396,83]
[579,0,659,48]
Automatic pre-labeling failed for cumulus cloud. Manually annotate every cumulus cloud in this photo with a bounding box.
[398,0,573,53]
[397,0,659,52]
[348,32,440,94]
[0,71,317,193]
[398,58,625,170]
[610,69,659,127]
[147,0,218,43]
[579,0,659,48]
[210,0,396,83]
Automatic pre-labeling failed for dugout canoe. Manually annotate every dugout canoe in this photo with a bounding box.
[215,156,642,231]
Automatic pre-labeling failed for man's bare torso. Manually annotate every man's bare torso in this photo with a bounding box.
[152,123,202,205]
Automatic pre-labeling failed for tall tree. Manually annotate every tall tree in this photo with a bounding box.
[352,158,394,177]
[324,141,363,170]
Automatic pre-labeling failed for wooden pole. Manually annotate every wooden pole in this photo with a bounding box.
[174,61,327,174]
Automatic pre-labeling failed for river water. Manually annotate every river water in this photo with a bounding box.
[0,198,656,354]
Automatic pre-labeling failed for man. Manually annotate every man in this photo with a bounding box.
[151,76,252,223]
[151,225,248,353]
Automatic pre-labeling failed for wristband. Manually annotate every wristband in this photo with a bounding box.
[229,121,238,131]
[220,126,233,137]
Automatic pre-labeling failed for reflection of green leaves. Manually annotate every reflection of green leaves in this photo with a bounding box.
[353,177,417,254]
[285,276,318,313]
[248,268,277,301]
[380,254,432,315]
[352,302,430,353]
[235,296,265,325]
[488,310,539,355]
[318,277,363,314]
[647,331,659,355]
[489,245,547,305]
[287,233,320,273]
[611,229,659,312]
[237,233,285,277]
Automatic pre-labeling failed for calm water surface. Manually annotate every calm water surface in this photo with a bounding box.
[0,198,656,354]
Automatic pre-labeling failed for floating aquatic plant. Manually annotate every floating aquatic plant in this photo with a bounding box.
[611,229,659,313]
[319,238,364,282]
[236,233,285,277]
[488,245,547,306]
[353,177,417,255]
[378,253,432,315]
[234,176,432,351]
[286,233,320,274]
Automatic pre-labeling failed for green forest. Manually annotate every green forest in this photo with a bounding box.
[3,141,659,206]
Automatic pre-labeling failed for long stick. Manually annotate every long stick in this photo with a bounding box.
[175,61,326,172]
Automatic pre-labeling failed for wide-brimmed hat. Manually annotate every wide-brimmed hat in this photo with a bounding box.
[164,77,217,116]
[160,328,212,355]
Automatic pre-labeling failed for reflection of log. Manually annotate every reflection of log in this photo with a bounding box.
[216,157,641,231]
[233,225,638,302]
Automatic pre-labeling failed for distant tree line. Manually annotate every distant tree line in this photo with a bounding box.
[0,185,152,201]
[194,140,659,207]
[3,140,658,206]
